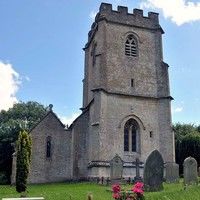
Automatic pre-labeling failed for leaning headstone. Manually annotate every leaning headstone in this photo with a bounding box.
[134,158,142,182]
[110,154,123,184]
[183,156,198,185]
[165,162,179,183]
[143,150,164,191]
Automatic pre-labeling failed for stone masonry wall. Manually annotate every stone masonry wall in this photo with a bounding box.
[71,110,89,180]
[88,91,174,178]
[28,112,72,183]
[98,91,161,162]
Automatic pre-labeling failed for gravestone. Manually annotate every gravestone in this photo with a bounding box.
[134,158,142,182]
[165,162,179,183]
[110,154,123,184]
[143,150,164,191]
[183,156,198,185]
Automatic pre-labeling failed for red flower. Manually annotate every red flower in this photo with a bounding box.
[132,182,144,195]
[132,188,144,195]
[112,192,121,199]
[134,182,144,189]
[112,184,121,193]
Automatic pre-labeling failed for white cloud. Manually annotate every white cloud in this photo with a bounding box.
[172,106,183,113]
[140,0,200,25]
[0,61,21,111]
[60,112,81,126]
[89,10,97,21]
[174,107,183,112]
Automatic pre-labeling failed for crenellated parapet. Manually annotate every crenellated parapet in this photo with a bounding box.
[84,3,163,49]
[97,3,160,27]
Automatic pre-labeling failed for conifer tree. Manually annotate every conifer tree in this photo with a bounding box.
[16,130,32,193]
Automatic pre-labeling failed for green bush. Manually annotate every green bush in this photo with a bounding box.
[176,131,200,174]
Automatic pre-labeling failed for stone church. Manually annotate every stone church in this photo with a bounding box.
[12,3,175,184]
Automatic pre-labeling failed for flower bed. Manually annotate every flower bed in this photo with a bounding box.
[112,182,145,200]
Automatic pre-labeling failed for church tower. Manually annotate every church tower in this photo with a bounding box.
[81,3,174,178]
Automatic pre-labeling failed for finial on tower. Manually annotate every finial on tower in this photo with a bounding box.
[49,104,53,111]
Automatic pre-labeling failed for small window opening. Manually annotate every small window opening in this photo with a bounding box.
[150,131,153,138]
[46,136,52,158]
[131,79,134,87]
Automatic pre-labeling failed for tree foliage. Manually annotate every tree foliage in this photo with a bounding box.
[0,101,47,183]
[16,130,32,193]
[173,123,197,140]
[174,123,200,174]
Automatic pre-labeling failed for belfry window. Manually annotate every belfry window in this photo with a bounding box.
[124,119,139,152]
[125,35,137,57]
[46,136,52,158]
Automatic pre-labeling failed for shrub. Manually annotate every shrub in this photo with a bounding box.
[16,130,32,193]
[176,132,200,174]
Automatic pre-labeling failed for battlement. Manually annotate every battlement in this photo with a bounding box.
[97,3,159,26]
[84,3,163,49]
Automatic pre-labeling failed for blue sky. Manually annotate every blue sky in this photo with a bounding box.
[0,0,200,125]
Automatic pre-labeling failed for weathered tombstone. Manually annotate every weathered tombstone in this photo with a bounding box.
[110,154,123,184]
[183,156,198,185]
[134,158,142,182]
[165,162,179,183]
[143,150,164,191]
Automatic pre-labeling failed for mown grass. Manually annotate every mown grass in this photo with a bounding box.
[0,181,200,200]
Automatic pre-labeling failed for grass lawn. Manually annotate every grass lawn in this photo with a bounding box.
[0,181,200,200]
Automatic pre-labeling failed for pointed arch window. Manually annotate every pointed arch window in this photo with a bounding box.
[46,136,52,158]
[125,35,137,57]
[124,119,139,152]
